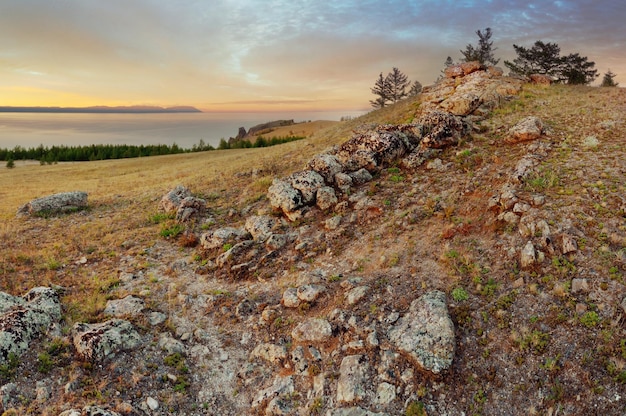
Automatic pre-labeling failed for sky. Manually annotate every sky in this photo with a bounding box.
[1,0,624,112]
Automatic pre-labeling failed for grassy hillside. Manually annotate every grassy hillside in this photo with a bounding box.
[0,83,625,414]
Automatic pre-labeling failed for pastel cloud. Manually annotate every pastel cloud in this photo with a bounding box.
[0,0,623,110]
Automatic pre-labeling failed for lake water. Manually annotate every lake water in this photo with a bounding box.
[0,110,366,150]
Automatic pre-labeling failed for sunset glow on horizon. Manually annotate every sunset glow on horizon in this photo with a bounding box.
[2,1,625,112]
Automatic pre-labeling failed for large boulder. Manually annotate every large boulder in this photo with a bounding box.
[159,185,191,213]
[387,290,455,374]
[244,215,276,242]
[307,153,344,183]
[17,191,88,217]
[267,178,304,219]
[285,170,325,205]
[159,185,205,222]
[72,319,142,362]
[0,287,61,365]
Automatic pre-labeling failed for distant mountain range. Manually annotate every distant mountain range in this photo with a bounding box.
[0,105,202,113]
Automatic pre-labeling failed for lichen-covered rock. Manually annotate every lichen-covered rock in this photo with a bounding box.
[349,168,373,185]
[17,191,88,217]
[297,284,325,302]
[252,375,294,408]
[316,186,338,211]
[507,116,544,143]
[416,111,464,149]
[307,153,344,183]
[72,319,142,362]
[520,241,537,269]
[440,92,481,116]
[387,290,455,374]
[245,215,276,242]
[337,355,370,404]
[200,227,250,250]
[286,170,325,205]
[175,196,206,222]
[335,126,419,172]
[335,172,353,193]
[250,343,288,364]
[0,287,61,365]
[103,296,145,318]
[268,178,303,217]
[282,287,301,308]
[159,185,191,213]
[291,318,332,343]
[215,240,255,268]
[330,408,390,416]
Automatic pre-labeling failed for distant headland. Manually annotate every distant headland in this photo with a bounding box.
[0,105,202,113]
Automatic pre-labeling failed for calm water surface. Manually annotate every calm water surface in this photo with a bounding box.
[0,111,365,150]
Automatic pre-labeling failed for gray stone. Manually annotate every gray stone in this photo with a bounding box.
[562,234,578,254]
[158,335,185,354]
[291,345,308,374]
[307,153,343,183]
[199,227,250,250]
[265,397,293,415]
[571,278,589,294]
[349,168,373,185]
[17,191,88,217]
[330,408,389,416]
[83,406,123,416]
[252,376,294,408]
[103,296,145,317]
[245,215,276,242]
[0,287,61,365]
[416,111,464,149]
[291,318,332,343]
[282,287,301,308]
[621,297,626,315]
[175,196,206,222]
[387,291,455,374]
[250,343,288,364]
[215,240,254,268]
[159,185,191,213]
[520,241,537,269]
[268,178,303,215]
[148,312,167,326]
[337,355,370,403]
[286,170,325,205]
[316,186,338,211]
[146,397,159,411]
[325,215,342,230]
[266,233,287,251]
[58,411,82,416]
[335,172,353,193]
[346,286,370,305]
[297,284,325,302]
[72,319,142,362]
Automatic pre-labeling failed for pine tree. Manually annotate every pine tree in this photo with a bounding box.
[385,67,410,103]
[504,40,598,84]
[408,80,423,96]
[370,72,390,108]
[6,158,15,169]
[460,27,499,66]
[444,56,455,67]
[600,70,618,87]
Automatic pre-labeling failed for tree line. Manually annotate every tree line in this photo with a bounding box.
[2,135,306,167]
[370,28,618,107]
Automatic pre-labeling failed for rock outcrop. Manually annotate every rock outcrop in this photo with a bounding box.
[17,191,88,217]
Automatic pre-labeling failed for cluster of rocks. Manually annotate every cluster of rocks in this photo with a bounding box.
[159,184,207,222]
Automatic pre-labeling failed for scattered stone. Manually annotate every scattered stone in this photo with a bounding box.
[325,215,342,230]
[245,215,276,242]
[561,234,578,254]
[266,233,287,251]
[337,355,370,403]
[297,284,325,302]
[146,397,159,411]
[72,319,142,362]
[349,168,374,185]
[265,396,293,415]
[176,196,206,222]
[103,296,145,317]
[148,311,167,326]
[252,376,294,408]
[200,227,250,250]
[235,298,256,318]
[506,116,544,143]
[329,408,389,416]
[346,285,370,305]
[520,241,537,269]
[335,172,353,193]
[250,343,288,364]
[17,191,88,217]
[291,318,332,343]
[583,135,599,148]
[621,297,626,314]
[387,291,455,374]
[282,287,301,308]
[571,278,589,294]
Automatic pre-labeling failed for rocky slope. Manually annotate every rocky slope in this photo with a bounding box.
[1,64,625,415]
